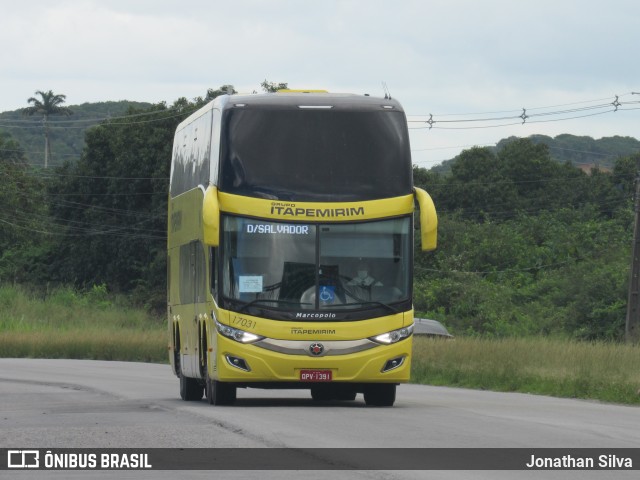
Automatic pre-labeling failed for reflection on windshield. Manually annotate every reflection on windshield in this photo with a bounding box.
[221,216,410,317]
[220,109,412,201]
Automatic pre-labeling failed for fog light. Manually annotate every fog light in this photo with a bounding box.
[225,355,251,372]
[382,356,406,373]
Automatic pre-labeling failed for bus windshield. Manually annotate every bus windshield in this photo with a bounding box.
[221,216,411,319]
[219,108,412,201]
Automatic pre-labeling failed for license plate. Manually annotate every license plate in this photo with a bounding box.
[299,369,333,382]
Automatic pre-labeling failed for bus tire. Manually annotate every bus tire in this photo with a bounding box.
[206,375,237,405]
[176,339,204,401]
[179,371,204,401]
[364,384,396,407]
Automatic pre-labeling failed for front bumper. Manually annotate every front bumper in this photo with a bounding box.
[211,334,412,384]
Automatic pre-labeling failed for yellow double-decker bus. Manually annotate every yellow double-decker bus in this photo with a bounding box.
[168,91,437,406]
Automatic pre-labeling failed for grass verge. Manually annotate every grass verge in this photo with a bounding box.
[0,284,167,362]
[412,336,640,405]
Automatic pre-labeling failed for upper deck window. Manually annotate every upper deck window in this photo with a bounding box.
[218,108,412,201]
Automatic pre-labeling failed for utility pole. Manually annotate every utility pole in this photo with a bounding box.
[625,91,640,343]
[43,114,50,169]
[625,154,640,343]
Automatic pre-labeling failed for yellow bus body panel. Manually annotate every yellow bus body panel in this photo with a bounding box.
[217,192,414,221]
[202,186,220,246]
[218,308,410,340]
[213,335,412,383]
[205,308,414,383]
[414,187,438,251]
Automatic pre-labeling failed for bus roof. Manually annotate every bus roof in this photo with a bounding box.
[176,93,404,132]
[223,92,404,112]
[172,91,412,201]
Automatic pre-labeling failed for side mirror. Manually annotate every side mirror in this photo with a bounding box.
[414,187,437,251]
[203,186,220,246]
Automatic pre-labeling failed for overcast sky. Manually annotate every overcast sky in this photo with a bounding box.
[1,0,639,167]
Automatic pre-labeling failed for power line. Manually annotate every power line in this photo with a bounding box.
[407,94,631,118]
[0,103,198,125]
[419,258,580,275]
[0,92,636,133]
[0,105,198,130]
[416,171,633,188]
[0,212,166,239]
[408,95,640,131]
[45,191,158,197]
[411,143,496,153]
[0,159,170,178]
[0,147,82,159]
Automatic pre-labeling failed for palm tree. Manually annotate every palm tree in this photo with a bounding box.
[23,90,72,168]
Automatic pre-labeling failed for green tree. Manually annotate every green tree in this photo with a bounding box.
[23,90,72,168]
[497,138,573,213]
[189,85,237,105]
[0,132,49,282]
[206,85,237,99]
[438,147,519,221]
[45,86,235,310]
[0,131,24,165]
[413,138,633,340]
[613,154,638,201]
[260,80,288,93]
[46,102,177,308]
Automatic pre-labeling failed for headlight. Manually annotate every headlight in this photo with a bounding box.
[369,324,414,345]
[215,319,264,344]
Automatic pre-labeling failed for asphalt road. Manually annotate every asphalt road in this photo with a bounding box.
[0,358,638,480]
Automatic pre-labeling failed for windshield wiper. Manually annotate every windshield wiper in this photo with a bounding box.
[238,298,312,313]
[322,299,399,314]
[333,286,400,314]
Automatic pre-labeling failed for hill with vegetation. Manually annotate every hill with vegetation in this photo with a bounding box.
[413,140,636,340]
[430,133,640,174]
[0,100,152,168]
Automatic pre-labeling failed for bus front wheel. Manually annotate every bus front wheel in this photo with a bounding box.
[363,384,396,407]
[205,376,237,405]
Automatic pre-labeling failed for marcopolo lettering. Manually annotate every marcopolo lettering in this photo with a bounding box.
[294,313,337,320]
